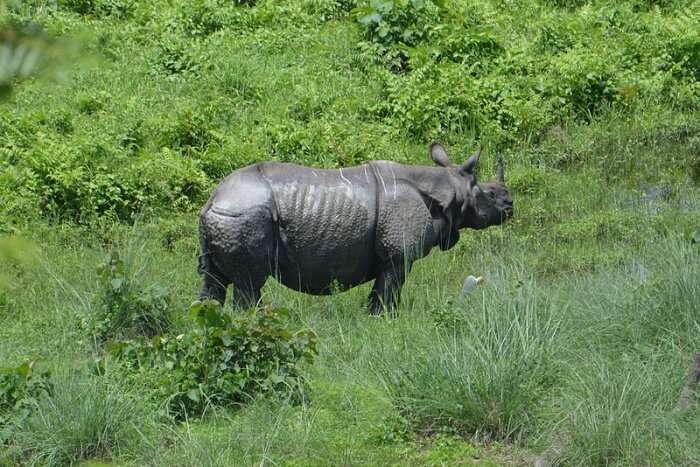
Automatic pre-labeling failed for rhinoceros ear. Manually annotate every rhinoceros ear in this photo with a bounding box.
[460,147,481,175]
[430,142,451,167]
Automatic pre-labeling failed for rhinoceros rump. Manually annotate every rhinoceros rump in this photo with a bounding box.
[198,143,513,313]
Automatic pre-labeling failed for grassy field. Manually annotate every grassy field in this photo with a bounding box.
[2,0,700,465]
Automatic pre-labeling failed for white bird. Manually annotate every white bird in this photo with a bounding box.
[462,275,484,295]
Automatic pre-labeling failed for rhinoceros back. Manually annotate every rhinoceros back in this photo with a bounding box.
[261,163,378,294]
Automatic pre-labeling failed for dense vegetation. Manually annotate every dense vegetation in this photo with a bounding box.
[1,0,700,464]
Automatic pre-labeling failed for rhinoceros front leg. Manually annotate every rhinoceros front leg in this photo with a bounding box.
[368,259,410,315]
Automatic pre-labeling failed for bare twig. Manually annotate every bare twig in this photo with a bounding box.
[678,352,700,412]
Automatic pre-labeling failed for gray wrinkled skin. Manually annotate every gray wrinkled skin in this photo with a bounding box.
[198,143,513,314]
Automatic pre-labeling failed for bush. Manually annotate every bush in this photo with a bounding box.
[150,34,207,77]
[370,64,481,140]
[353,0,443,47]
[547,46,621,120]
[158,106,223,155]
[102,300,318,420]
[89,250,171,342]
[431,23,503,65]
[59,0,135,18]
[76,90,110,115]
[0,361,52,431]
[14,135,210,222]
[171,0,226,37]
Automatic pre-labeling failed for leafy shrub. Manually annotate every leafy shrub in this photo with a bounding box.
[59,0,97,15]
[17,135,210,222]
[59,0,135,18]
[353,0,443,47]
[130,149,211,210]
[76,90,110,114]
[0,361,52,430]
[47,110,74,135]
[303,0,357,21]
[103,300,317,420]
[370,64,480,140]
[534,22,576,54]
[541,0,588,8]
[171,0,226,37]
[547,46,620,120]
[158,107,223,155]
[159,217,198,253]
[264,120,327,164]
[90,250,171,342]
[507,166,552,197]
[116,119,144,156]
[150,34,206,76]
[431,23,503,65]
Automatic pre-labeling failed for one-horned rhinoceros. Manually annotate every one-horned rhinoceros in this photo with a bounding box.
[197,143,513,313]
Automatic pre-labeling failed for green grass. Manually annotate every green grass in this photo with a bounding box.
[2,367,157,466]
[2,0,700,464]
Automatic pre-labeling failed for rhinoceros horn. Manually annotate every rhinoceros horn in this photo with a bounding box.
[496,156,505,183]
[460,147,481,174]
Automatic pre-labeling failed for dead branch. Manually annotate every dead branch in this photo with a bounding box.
[678,352,700,412]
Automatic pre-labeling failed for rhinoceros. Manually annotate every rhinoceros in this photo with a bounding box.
[197,143,513,313]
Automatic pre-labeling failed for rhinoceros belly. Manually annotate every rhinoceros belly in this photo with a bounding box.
[272,182,376,294]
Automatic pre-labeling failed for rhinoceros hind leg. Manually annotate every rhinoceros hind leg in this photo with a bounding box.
[231,284,263,310]
[230,272,268,310]
[199,273,228,305]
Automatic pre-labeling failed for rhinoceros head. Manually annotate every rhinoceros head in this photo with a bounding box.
[430,143,513,230]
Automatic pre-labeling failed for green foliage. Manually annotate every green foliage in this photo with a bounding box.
[0,361,52,429]
[547,45,620,120]
[353,0,444,47]
[150,33,208,76]
[158,106,223,155]
[103,300,318,419]
[3,0,700,463]
[171,0,226,37]
[0,121,211,222]
[90,250,171,342]
[507,166,552,197]
[59,0,135,18]
[76,90,110,114]
[0,235,36,288]
[553,210,641,244]
[370,64,480,140]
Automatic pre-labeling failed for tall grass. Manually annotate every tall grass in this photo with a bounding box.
[4,368,156,466]
[541,237,700,465]
[366,281,561,441]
